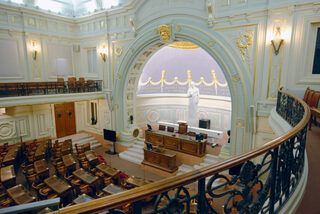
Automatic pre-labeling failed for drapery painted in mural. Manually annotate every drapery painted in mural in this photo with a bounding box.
[137,45,230,97]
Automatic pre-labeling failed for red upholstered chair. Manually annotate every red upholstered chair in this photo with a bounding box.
[167,126,175,132]
[97,154,107,164]
[159,125,166,131]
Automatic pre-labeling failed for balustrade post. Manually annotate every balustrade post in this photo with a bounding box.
[132,201,142,214]
[269,147,279,214]
[197,178,206,213]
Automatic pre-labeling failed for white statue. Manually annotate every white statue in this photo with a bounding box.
[187,81,200,127]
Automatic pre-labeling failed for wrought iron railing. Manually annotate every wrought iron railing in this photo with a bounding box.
[57,89,310,214]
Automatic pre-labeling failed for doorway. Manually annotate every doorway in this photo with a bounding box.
[54,102,76,138]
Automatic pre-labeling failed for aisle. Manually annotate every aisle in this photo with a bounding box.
[296,125,320,214]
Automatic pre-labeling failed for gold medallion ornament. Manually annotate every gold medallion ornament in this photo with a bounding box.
[115,46,123,56]
[158,25,170,41]
[237,31,253,61]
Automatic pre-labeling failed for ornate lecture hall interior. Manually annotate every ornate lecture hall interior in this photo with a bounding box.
[0,0,319,213]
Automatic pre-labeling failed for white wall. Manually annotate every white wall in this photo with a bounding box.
[136,95,231,132]
[0,104,54,144]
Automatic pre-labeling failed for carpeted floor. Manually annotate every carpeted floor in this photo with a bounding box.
[296,125,320,214]
[93,146,164,182]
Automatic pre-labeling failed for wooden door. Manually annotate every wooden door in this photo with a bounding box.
[54,102,76,138]
[65,102,76,136]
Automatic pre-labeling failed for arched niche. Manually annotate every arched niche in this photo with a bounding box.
[113,20,254,157]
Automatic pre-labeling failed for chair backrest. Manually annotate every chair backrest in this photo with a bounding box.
[303,87,310,102]
[83,143,90,152]
[310,92,320,108]
[178,123,188,135]
[159,125,166,131]
[78,77,85,82]
[167,126,174,132]
[306,90,315,105]
[188,131,196,137]
[200,133,208,139]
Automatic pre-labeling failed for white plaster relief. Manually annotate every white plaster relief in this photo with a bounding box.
[18,119,27,136]
[0,120,16,140]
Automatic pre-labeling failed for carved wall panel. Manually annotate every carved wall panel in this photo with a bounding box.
[0,120,16,140]
[214,25,258,88]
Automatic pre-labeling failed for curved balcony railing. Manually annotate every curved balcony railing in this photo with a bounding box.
[57,89,310,214]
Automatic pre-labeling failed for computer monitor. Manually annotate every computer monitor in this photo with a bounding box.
[146,142,153,150]
[147,124,152,131]
[103,129,116,142]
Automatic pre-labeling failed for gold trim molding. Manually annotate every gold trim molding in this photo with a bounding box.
[168,41,199,49]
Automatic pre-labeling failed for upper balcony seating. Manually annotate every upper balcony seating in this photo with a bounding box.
[304,88,320,130]
[0,78,102,98]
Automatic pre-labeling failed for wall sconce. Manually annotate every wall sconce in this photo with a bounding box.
[31,40,39,60]
[271,26,284,55]
[99,45,107,62]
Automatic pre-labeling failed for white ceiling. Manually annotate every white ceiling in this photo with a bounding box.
[2,0,130,17]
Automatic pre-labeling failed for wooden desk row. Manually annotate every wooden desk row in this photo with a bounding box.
[7,184,36,205]
[3,144,21,166]
[145,130,207,157]
[84,150,99,166]
[0,165,16,188]
[34,159,49,179]
[62,154,76,172]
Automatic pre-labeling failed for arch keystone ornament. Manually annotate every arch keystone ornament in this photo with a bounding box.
[158,25,171,41]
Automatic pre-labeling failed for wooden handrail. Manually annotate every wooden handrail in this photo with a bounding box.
[58,89,310,214]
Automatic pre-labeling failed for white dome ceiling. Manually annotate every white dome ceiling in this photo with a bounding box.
[1,0,130,17]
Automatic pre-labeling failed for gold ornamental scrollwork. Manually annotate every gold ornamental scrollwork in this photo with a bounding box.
[158,25,170,41]
[115,46,123,56]
[237,31,253,61]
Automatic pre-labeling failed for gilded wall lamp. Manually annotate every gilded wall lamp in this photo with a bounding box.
[31,40,39,60]
[271,26,284,55]
[99,45,108,62]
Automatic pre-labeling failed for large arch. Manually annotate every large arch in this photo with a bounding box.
[113,19,254,156]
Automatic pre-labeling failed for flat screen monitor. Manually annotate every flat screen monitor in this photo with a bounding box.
[147,124,152,131]
[104,129,116,142]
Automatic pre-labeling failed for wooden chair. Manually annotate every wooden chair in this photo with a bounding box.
[39,82,48,94]
[39,187,52,200]
[159,124,166,131]
[57,166,66,176]
[188,131,196,137]
[79,184,92,195]
[83,143,91,152]
[67,77,77,93]
[309,91,320,130]
[303,87,310,102]
[0,198,12,207]
[104,177,113,186]
[32,182,45,191]
[306,90,315,106]
[77,77,86,92]
[200,133,208,139]
[167,126,175,132]
[178,123,188,135]
[86,80,96,92]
